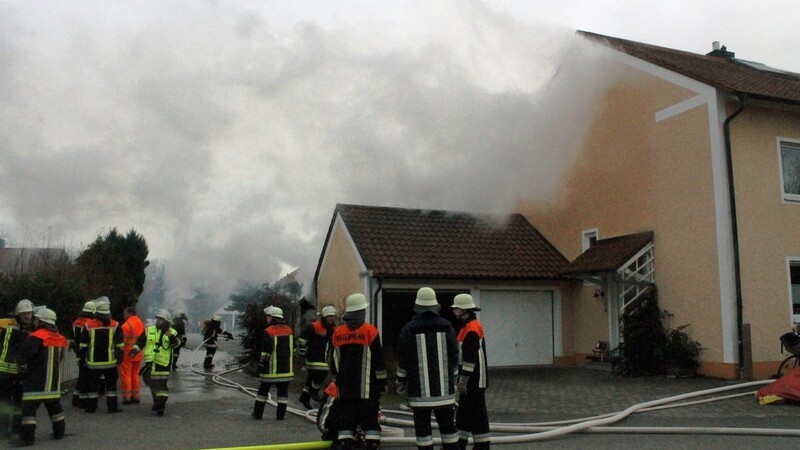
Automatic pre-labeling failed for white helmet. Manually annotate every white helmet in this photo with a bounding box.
[95,302,111,317]
[212,315,222,322]
[15,299,34,315]
[263,306,284,319]
[156,309,171,321]
[81,301,96,314]
[415,287,438,307]
[321,305,337,318]
[452,293,480,311]
[345,294,367,312]
[95,296,110,305]
[35,307,57,325]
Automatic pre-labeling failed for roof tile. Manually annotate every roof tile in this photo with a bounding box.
[336,204,568,279]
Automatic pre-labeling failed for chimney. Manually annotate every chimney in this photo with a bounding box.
[707,42,735,59]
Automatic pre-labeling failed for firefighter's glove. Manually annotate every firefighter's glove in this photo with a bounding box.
[456,375,469,395]
[129,348,140,358]
[257,359,268,374]
[395,382,408,397]
[223,331,233,341]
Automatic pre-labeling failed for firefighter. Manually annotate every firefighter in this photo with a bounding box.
[77,301,124,413]
[202,315,233,369]
[330,293,387,450]
[452,294,490,450]
[12,307,67,447]
[297,304,337,409]
[130,309,179,416]
[70,300,95,408]
[171,310,188,370]
[396,287,459,450]
[119,306,145,405]
[251,306,294,420]
[93,296,111,397]
[1,299,34,439]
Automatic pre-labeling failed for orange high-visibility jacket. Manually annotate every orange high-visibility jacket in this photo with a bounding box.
[122,315,146,362]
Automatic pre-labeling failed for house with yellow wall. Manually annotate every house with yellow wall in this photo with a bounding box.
[314,32,800,380]
[523,31,800,380]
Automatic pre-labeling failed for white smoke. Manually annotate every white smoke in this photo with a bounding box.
[0,0,599,302]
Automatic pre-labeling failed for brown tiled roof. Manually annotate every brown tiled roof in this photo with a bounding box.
[579,31,800,105]
[561,231,653,277]
[332,204,569,279]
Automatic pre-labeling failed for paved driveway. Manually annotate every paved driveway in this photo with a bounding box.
[4,336,800,449]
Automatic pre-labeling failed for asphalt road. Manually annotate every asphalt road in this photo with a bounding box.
[3,335,800,449]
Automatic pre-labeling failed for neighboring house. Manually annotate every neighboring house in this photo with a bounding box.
[313,203,570,367]
[522,31,800,379]
[314,32,800,380]
[0,247,70,276]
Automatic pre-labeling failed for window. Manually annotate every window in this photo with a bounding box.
[791,260,800,323]
[582,229,598,252]
[779,140,800,202]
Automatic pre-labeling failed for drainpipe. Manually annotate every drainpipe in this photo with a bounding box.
[722,93,746,379]
[372,278,383,327]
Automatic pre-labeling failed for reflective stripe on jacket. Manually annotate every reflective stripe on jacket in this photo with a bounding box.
[0,326,24,374]
[138,325,178,372]
[19,328,67,401]
[259,323,294,382]
[331,323,387,399]
[457,317,489,390]
[79,319,124,369]
[297,320,331,371]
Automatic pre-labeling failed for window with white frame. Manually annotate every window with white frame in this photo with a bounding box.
[790,260,800,323]
[779,140,800,202]
[582,228,598,252]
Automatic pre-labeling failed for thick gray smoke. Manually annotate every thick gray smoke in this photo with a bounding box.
[0,1,600,301]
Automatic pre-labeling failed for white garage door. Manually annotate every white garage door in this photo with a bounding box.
[480,290,553,366]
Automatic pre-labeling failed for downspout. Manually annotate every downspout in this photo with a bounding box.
[372,278,383,326]
[722,93,746,379]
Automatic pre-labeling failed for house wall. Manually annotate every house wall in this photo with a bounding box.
[728,105,800,378]
[521,63,733,377]
[316,217,365,314]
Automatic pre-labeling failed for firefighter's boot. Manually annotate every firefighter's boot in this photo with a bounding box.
[251,400,265,420]
[52,419,65,440]
[298,391,312,410]
[457,439,468,450]
[276,403,287,420]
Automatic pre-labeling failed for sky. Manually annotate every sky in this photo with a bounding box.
[1,0,797,304]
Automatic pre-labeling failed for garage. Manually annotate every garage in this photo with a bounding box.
[480,290,554,366]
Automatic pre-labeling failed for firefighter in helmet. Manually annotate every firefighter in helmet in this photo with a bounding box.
[297,305,337,409]
[252,306,294,420]
[130,309,179,416]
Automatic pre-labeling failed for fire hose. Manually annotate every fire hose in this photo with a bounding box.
[189,340,800,448]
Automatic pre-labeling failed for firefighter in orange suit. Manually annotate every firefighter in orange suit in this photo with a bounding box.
[13,308,67,446]
[119,306,145,404]
[330,294,386,450]
[252,306,294,420]
[452,294,490,450]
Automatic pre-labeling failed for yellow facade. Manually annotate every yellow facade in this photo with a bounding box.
[316,216,366,314]
[522,47,800,379]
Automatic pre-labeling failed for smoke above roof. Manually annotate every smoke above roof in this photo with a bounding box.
[0,1,610,298]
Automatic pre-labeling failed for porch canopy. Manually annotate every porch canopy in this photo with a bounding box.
[562,231,655,312]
